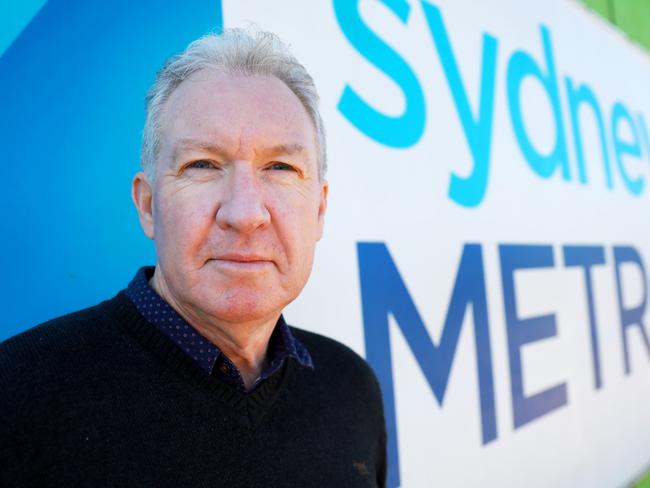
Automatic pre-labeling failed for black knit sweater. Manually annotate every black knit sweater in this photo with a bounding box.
[0,292,386,487]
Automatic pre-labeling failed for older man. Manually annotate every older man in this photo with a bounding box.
[0,30,386,487]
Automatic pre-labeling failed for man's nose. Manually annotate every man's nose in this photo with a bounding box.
[216,164,271,233]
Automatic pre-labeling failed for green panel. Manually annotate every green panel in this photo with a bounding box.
[634,471,650,488]
[581,0,613,19]
[611,0,650,51]
[580,0,650,52]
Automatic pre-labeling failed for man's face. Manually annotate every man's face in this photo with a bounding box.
[133,70,327,327]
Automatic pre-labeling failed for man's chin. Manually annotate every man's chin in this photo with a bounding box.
[207,309,282,327]
[195,293,287,326]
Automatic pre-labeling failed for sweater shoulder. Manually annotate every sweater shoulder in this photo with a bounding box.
[290,326,381,391]
[0,297,120,381]
[290,327,364,364]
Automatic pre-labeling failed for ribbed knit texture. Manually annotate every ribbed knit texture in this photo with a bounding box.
[0,292,387,487]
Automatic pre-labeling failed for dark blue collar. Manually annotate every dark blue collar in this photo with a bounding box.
[125,266,313,391]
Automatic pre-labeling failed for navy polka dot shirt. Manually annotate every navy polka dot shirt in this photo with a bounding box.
[125,267,313,392]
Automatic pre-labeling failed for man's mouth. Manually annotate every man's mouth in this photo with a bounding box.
[208,254,274,271]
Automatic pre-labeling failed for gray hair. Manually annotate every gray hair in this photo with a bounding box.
[141,28,327,181]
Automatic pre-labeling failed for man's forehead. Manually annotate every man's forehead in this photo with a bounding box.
[157,71,318,163]
[172,137,309,160]
[164,70,303,119]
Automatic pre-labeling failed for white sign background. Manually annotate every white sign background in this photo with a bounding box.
[223,1,650,486]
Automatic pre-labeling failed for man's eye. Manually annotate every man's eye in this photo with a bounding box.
[187,160,215,169]
[268,162,293,171]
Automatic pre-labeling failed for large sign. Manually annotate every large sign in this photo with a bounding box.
[222,1,650,486]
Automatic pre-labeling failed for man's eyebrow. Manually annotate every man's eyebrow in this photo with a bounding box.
[260,143,307,157]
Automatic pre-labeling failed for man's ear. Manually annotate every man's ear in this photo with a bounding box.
[316,180,328,241]
[132,172,155,239]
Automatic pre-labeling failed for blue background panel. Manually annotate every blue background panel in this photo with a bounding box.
[0,0,222,341]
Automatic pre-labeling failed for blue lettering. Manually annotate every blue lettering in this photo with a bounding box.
[611,103,645,195]
[565,78,613,188]
[334,0,426,148]
[358,242,496,488]
[421,0,499,208]
[613,246,650,374]
[506,26,570,180]
[563,245,606,389]
[499,244,568,428]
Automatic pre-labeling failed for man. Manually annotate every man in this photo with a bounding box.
[0,29,386,487]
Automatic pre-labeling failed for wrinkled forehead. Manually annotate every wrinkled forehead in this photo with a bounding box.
[157,70,319,165]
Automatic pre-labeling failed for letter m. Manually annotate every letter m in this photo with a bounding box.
[358,243,497,488]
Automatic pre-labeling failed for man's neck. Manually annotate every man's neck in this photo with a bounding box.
[195,319,274,390]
